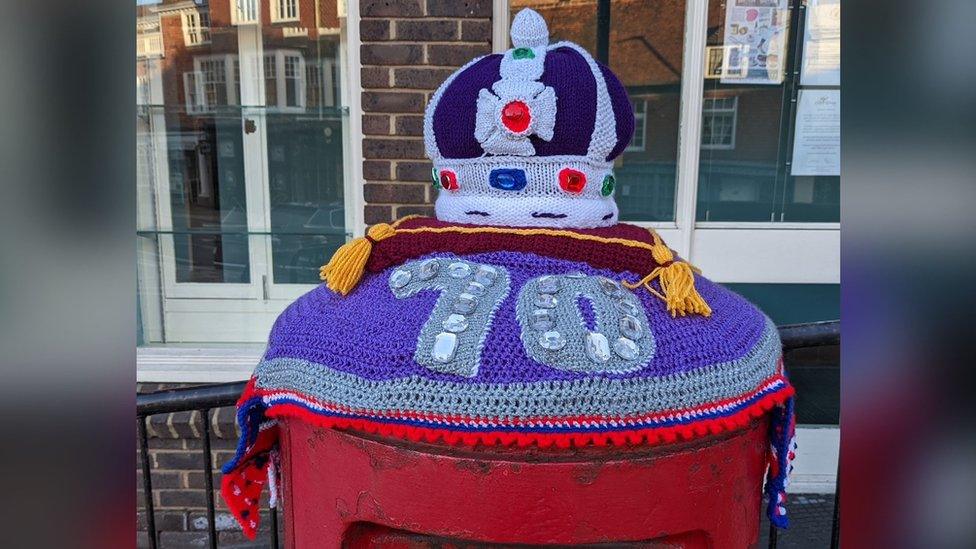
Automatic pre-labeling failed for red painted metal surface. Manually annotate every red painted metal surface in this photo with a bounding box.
[279,418,770,548]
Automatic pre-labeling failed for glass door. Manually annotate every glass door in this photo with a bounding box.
[145,11,263,301]
[137,2,349,343]
[254,21,349,299]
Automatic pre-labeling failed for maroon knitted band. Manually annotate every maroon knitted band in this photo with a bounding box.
[365,217,667,276]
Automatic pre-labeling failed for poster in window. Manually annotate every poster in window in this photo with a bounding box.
[800,0,840,86]
[790,90,840,176]
[720,0,790,85]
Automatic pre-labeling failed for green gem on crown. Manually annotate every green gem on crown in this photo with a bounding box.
[512,47,535,60]
[601,174,616,196]
[431,167,441,189]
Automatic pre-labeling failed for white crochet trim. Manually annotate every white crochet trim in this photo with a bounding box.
[434,154,618,228]
[510,8,549,49]
[475,83,557,156]
[439,154,613,169]
[475,20,554,157]
[424,54,490,162]
[435,156,612,199]
[550,41,618,162]
[435,193,618,229]
[267,449,279,509]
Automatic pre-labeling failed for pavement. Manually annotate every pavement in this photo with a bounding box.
[759,493,838,548]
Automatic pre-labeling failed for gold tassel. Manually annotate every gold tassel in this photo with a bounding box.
[622,231,712,318]
[319,223,397,295]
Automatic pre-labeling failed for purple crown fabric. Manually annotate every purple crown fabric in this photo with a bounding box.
[430,47,633,161]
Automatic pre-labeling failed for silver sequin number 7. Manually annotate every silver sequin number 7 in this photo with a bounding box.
[389,258,511,378]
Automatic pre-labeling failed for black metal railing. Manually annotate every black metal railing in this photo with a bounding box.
[137,320,839,548]
[137,384,270,549]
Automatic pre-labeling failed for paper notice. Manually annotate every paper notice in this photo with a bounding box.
[720,0,790,85]
[800,0,841,86]
[791,90,840,176]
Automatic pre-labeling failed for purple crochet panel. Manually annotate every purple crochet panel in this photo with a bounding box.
[576,295,598,331]
[432,47,600,159]
[433,54,503,159]
[599,62,635,161]
[528,46,597,157]
[264,251,767,384]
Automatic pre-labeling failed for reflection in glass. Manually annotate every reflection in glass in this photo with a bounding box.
[697,0,839,222]
[137,0,350,344]
[264,30,347,284]
[510,0,687,222]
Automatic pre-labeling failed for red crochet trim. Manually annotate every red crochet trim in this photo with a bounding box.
[251,374,790,428]
[221,425,278,540]
[260,384,794,449]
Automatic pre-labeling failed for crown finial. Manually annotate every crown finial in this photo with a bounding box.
[510,8,549,49]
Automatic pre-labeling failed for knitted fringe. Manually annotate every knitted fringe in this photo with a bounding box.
[765,396,797,529]
[622,230,711,317]
[319,223,396,295]
[319,216,420,295]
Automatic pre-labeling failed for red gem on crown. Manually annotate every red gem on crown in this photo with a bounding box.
[558,168,587,194]
[439,170,460,191]
[501,100,531,134]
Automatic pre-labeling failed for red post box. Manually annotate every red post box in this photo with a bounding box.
[278,417,771,548]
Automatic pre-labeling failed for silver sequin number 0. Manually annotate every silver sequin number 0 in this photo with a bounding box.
[516,273,655,373]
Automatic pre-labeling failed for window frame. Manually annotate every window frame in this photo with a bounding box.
[181,9,210,47]
[625,99,647,152]
[271,0,301,23]
[185,54,240,113]
[263,49,307,112]
[700,95,738,150]
[230,0,259,26]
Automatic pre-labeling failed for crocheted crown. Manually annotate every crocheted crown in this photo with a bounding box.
[424,9,635,228]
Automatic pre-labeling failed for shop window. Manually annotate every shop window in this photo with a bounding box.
[272,0,300,23]
[181,10,210,47]
[701,96,737,150]
[138,1,351,349]
[626,99,647,152]
[697,0,840,223]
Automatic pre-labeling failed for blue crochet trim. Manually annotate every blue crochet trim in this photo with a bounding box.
[221,395,265,474]
[765,396,796,528]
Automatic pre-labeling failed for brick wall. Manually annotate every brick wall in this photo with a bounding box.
[136,383,281,548]
[358,0,494,225]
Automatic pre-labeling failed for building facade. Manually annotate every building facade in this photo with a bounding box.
[136,2,839,543]
[137,0,839,377]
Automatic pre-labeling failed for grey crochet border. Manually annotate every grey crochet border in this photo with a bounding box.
[254,318,781,419]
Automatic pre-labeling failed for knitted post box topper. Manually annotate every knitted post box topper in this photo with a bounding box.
[222,9,797,539]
